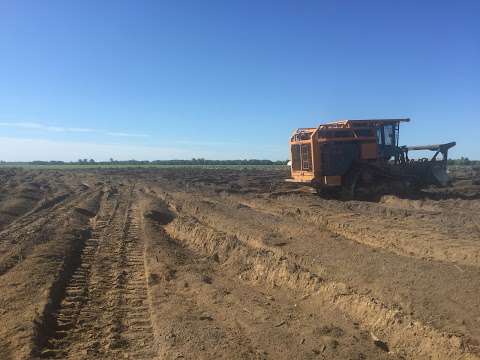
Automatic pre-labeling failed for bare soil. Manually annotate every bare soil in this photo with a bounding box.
[0,167,479,359]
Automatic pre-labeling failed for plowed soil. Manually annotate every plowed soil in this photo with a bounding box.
[0,167,479,360]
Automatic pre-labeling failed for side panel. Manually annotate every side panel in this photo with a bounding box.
[319,142,359,176]
[360,142,378,160]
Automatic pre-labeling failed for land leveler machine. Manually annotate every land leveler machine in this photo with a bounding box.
[288,118,456,198]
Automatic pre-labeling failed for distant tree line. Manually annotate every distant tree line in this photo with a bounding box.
[2,158,479,166]
[447,157,480,166]
[0,158,289,166]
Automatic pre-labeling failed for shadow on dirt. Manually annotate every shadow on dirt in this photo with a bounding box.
[411,190,480,201]
[343,190,480,203]
[144,208,175,225]
[306,186,480,203]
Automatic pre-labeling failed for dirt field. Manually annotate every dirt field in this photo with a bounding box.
[0,167,479,360]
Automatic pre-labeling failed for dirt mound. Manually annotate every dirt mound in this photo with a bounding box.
[0,185,44,227]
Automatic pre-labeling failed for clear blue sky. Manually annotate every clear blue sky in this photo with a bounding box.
[0,0,478,161]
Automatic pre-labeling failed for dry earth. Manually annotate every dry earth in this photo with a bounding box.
[0,167,479,360]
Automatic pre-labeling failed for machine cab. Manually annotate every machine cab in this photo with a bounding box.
[375,122,400,160]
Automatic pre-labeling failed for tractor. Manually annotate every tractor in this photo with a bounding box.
[288,118,456,199]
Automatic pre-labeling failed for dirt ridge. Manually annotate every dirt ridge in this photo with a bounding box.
[161,198,478,359]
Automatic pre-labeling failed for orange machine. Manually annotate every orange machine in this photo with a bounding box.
[289,118,455,197]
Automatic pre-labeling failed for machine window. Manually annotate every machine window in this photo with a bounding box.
[376,127,383,144]
[384,125,394,146]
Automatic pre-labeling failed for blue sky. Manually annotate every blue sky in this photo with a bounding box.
[0,0,478,161]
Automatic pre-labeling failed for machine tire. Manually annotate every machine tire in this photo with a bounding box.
[340,169,360,200]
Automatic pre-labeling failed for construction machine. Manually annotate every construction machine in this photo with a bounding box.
[288,118,456,198]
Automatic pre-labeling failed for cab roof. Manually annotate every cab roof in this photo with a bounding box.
[292,118,410,136]
[324,118,410,127]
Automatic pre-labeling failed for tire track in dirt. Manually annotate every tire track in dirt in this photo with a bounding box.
[107,203,157,359]
[32,191,116,359]
[32,185,157,359]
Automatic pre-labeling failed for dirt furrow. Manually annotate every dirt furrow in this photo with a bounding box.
[0,186,100,276]
[149,190,480,347]
[140,196,394,359]
[237,194,480,268]
[151,192,479,359]
[0,185,94,237]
